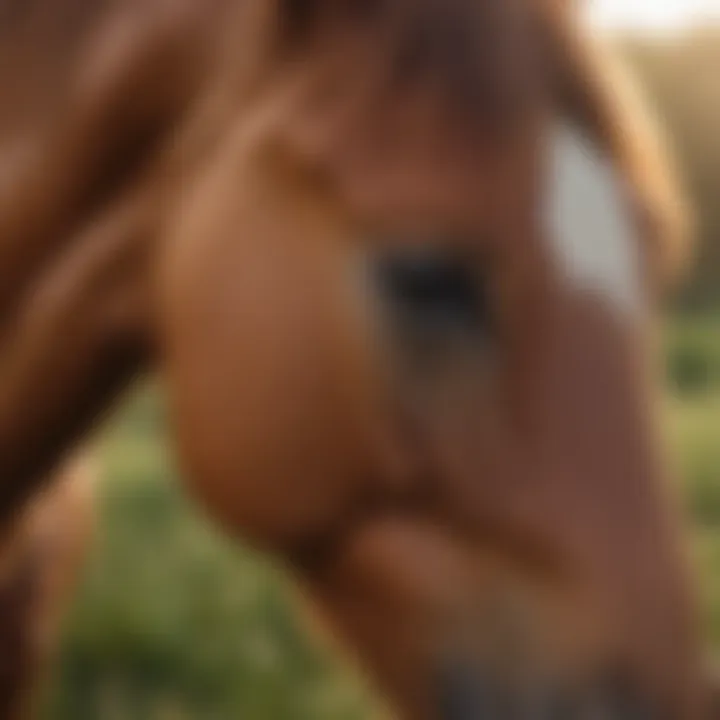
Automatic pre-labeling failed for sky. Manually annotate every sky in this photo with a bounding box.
[586,0,720,31]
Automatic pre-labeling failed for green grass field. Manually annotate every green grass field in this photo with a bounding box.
[42,317,720,719]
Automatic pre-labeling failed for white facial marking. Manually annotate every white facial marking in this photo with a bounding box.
[545,122,643,319]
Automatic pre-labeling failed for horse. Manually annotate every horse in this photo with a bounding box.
[0,0,706,717]
[0,456,92,720]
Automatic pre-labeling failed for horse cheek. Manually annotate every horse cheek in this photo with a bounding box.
[157,159,386,552]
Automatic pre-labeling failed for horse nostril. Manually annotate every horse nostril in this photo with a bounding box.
[438,661,501,718]
[436,664,658,719]
[584,679,656,720]
[438,662,571,719]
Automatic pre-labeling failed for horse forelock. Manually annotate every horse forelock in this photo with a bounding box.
[267,0,545,135]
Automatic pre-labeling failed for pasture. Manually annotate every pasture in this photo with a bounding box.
[41,314,720,720]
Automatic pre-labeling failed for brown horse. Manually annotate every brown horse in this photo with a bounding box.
[0,0,706,717]
[0,456,92,720]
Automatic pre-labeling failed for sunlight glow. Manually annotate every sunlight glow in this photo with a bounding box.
[586,0,720,32]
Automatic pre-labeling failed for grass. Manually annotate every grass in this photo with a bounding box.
[665,315,720,643]
[42,316,720,719]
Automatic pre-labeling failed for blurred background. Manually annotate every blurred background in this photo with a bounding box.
[41,2,720,718]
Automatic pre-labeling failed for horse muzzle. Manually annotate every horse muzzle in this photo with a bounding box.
[438,664,660,719]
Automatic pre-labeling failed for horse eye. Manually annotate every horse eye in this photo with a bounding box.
[374,248,492,340]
